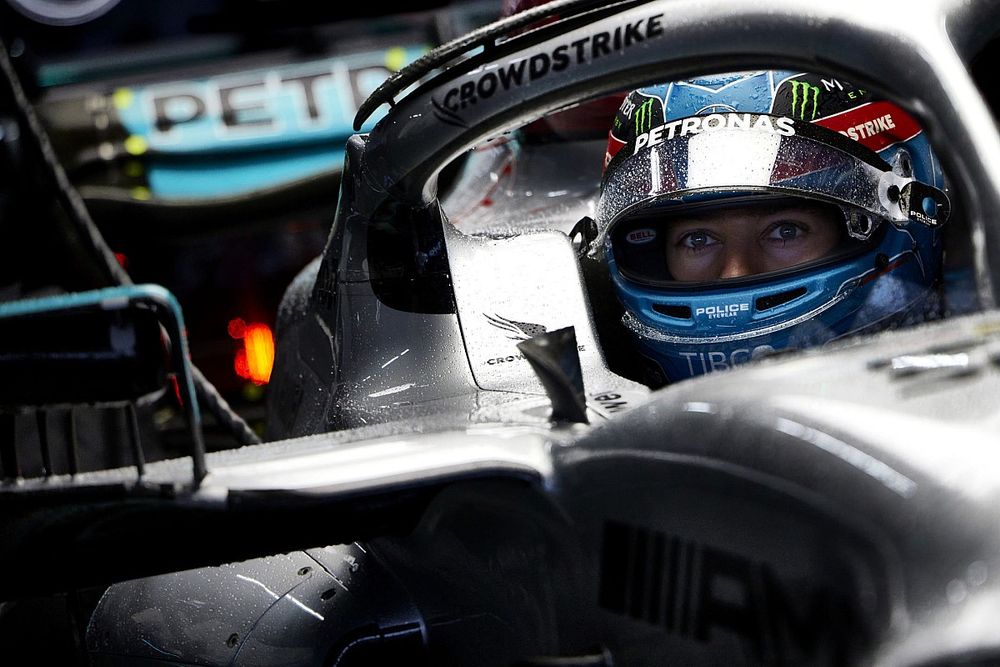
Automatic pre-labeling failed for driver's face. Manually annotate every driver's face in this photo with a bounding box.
[664,202,843,282]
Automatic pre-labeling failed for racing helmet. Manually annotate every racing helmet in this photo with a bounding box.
[595,71,951,383]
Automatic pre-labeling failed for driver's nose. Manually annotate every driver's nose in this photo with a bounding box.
[718,247,757,279]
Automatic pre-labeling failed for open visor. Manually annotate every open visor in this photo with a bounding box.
[597,114,950,282]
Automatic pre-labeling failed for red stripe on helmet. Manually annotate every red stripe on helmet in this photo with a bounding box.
[815,101,922,152]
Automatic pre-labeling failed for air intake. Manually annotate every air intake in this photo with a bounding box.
[652,304,692,319]
[756,287,807,311]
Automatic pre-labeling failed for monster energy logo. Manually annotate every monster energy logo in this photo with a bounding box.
[635,98,656,134]
[789,80,821,120]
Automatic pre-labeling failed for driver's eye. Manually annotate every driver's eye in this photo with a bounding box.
[682,230,715,249]
[768,222,803,242]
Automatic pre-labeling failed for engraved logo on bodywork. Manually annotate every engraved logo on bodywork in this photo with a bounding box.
[485,313,548,340]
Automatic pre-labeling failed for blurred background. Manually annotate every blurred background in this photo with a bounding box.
[0,2,501,661]
[0,0,497,444]
[2,2,1000,662]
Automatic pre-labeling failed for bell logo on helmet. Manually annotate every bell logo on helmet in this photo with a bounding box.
[626,228,657,244]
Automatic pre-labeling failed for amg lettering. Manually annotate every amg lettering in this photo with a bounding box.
[598,521,865,664]
[432,13,666,117]
[591,391,628,413]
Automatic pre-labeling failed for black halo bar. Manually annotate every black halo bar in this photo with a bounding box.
[354,0,648,130]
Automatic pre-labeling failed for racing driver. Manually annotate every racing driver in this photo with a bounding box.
[591,70,954,385]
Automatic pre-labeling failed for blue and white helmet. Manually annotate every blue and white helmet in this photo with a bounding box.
[596,71,950,383]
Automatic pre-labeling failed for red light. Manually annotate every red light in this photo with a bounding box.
[168,374,184,406]
[114,252,129,269]
[234,349,250,380]
[227,317,246,339]
[243,323,274,385]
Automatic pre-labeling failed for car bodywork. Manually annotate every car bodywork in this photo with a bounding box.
[5,0,1000,664]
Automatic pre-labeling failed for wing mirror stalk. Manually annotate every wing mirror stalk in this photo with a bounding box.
[517,326,588,424]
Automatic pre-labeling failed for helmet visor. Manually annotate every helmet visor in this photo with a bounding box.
[609,196,879,285]
[597,113,949,284]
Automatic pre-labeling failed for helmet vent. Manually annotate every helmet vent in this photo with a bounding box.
[756,287,807,311]
[652,304,692,319]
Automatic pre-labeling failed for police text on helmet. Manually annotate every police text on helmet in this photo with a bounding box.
[694,303,751,319]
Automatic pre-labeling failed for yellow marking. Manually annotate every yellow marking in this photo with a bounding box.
[385,47,407,72]
[974,321,1000,337]
[124,135,148,156]
[130,186,152,201]
[112,88,134,110]
[242,382,265,402]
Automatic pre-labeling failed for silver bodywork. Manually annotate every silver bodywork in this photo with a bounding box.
[7,0,1000,664]
[84,311,1000,665]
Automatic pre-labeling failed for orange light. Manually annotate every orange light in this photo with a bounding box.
[243,323,274,385]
